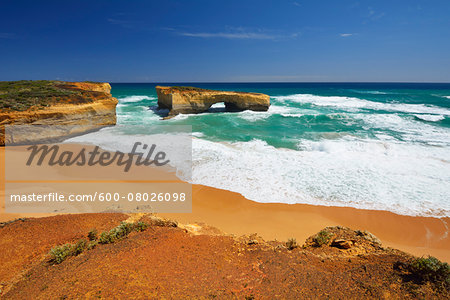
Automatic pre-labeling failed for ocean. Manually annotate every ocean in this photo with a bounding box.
[72,83,450,218]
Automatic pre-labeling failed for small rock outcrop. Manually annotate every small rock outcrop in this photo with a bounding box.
[303,226,385,256]
[156,86,270,117]
[0,80,118,145]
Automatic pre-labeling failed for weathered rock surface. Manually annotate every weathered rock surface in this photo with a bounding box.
[0,81,118,145]
[331,239,354,249]
[1,215,447,299]
[304,226,385,256]
[156,86,270,116]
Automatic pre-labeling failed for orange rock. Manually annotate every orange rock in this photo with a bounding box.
[331,239,353,249]
[0,81,118,145]
[156,86,270,116]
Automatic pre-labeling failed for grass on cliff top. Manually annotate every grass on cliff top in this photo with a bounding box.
[167,86,260,95]
[0,80,99,112]
[169,86,209,92]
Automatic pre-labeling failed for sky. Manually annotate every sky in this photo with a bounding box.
[0,0,449,82]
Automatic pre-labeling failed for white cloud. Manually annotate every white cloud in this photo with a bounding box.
[340,33,354,37]
[178,31,276,40]
[177,28,300,40]
[107,19,300,41]
[366,7,386,22]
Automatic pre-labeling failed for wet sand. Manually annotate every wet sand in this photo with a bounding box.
[1,147,449,262]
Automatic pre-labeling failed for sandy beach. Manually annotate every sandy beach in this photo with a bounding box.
[1,146,449,262]
[161,185,450,262]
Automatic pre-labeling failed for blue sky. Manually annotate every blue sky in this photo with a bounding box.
[0,0,449,82]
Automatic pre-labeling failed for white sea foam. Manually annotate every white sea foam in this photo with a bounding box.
[190,137,450,218]
[280,113,304,118]
[350,90,388,95]
[169,113,198,121]
[192,132,204,137]
[237,105,290,121]
[414,114,445,122]
[209,103,225,109]
[116,110,161,123]
[273,94,450,115]
[67,91,450,218]
[119,95,155,103]
[165,103,301,122]
[63,122,450,218]
[356,113,450,145]
[238,104,305,121]
[238,111,270,121]
[66,126,193,180]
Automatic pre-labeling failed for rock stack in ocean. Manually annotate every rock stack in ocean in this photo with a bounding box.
[156,86,270,117]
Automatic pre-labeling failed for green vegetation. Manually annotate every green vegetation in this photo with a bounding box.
[98,222,135,244]
[135,221,149,232]
[286,238,298,250]
[87,228,98,241]
[313,230,332,247]
[0,80,97,111]
[86,240,98,250]
[49,243,73,264]
[148,217,178,227]
[48,221,150,265]
[407,256,450,289]
[170,86,209,92]
[49,239,87,264]
[71,239,87,256]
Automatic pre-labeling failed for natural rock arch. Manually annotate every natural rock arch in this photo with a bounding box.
[156,86,270,117]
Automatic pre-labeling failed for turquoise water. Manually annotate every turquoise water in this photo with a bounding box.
[113,83,450,148]
[86,83,450,217]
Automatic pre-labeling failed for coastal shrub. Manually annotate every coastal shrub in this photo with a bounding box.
[98,222,135,244]
[71,239,87,256]
[286,238,298,250]
[313,230,332,247]
[96,221,150,244]
[49,244,73,264]
[135,221,149,232]
[407,256,450,289]
[49,239,88,264]
[149,216,177,228]
[170,86,208,92]
[87,228,98,241]
[49,222,150,264]
[87,240,98,250]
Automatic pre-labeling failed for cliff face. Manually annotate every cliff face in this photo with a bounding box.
[0,81,118,145]
[156,86,270,116]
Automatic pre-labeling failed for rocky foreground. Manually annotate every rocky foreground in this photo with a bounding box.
[156,86,270,117]
[0,214,448,299]
[0,80,118,145]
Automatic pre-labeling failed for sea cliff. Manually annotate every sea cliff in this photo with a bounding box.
[156,86,270,116]
[0,81,118,145]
